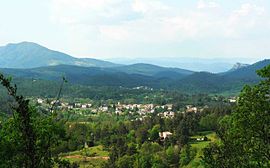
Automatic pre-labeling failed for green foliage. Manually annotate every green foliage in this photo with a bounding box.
[0,73,64,167]
[202,65,270,168]
[148,124,161,142]
[179,144,197,167]
[199,114,220,131]
[116,155,135,168]
[1,59,270,95]
[165,146,180,168]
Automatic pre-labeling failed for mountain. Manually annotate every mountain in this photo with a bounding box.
[0,59,269,94]
[0,41,269,94]
[108,57,244,73]
[228,62,249,72]
[224,59,270,79]
[0,42,193,78]
[0,65,163,88]
[0,42,119,68]
[0,62,193,82]
[171,59,270,93]
[110,63,193,77]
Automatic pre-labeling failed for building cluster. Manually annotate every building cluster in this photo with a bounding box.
[115,103,174,117]
[36,98,207,119]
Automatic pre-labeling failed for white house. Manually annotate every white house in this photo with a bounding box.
[159,131,173,140]
[37,98,44,104]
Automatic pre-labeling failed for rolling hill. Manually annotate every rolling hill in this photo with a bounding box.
[172,59,270,93]
[0,42,193,78]
[0,42,269,94]
[0,42,119,68]
[0,59,269,94]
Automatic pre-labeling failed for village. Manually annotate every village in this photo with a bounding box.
[35,96,237,142]
[34,96,236,122]
[36,96,237,118]
[36,98,208,118]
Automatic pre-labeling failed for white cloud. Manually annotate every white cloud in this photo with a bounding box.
[51,0,138,25]
[100,25,130,41]
[233,3,265,16]
[197,0,220,9]
[132,0,170,15]
[49,0,270,58]
[224,3,268,37]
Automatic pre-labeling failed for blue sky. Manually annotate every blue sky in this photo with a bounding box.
[0,0,269,63]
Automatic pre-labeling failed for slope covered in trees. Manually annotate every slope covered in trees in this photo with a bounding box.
[203,65,270,167]
[0,59,269,94]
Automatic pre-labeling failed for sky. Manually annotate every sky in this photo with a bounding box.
[0,0,269,63]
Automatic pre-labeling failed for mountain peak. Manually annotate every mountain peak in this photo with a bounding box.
[0,42,118,68]
[231,62,249,71]
[6,41,43,47]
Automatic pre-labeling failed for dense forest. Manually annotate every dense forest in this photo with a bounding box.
[0,65,269,168]
[1,59,269,95]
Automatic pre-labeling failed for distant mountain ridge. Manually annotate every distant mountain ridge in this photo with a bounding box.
[0,42,120,68]
[0,59,269,94]
[0,42,194,77]
[110,63,193,77]
[0,42,269,94]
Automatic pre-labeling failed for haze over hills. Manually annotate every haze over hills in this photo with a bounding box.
[107,57,252,73]
[109,63,193,77]
[0,59,269,94]
[0,42,119,68]
[0,42,254,73]
[0,42,269,94]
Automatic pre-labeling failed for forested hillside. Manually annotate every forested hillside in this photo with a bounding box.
[0,59,269,94]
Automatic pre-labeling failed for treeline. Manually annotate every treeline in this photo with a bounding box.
[0,77,235,102]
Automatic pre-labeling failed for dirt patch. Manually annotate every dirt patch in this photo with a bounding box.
[64,155,109,160]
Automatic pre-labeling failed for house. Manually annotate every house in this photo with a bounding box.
[115,110,122,114]
[166,104,173,111]
[67,105,73,110]
[159,131,173,141]
[196,136,208,141]
[61,102,68,107]
[186,105,198,113]
[51,100,61,106]
[75,103,82,108]
[164,111,175,118]
[158,111,175,118]
[100,106,108,112]
[228,97,237,103]
[37,98,44,104]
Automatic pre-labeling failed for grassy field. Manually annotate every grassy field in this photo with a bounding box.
[183,131,218,168]
[59,145,109,168]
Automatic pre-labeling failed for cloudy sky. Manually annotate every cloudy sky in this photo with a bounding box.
[0,0,269,62]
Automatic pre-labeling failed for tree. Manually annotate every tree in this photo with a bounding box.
[176,120,189,147]
[0,73,65,167]
[179,144,196,167]
[166,146,179,168]
[202,65,270,168]
[135,127,149,144]
[199,113,220,131]
[149,124,161,142]
[116,155,135,168]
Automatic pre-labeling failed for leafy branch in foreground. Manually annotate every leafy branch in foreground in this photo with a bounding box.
[0,73,65,168]
[202,65,270,168]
